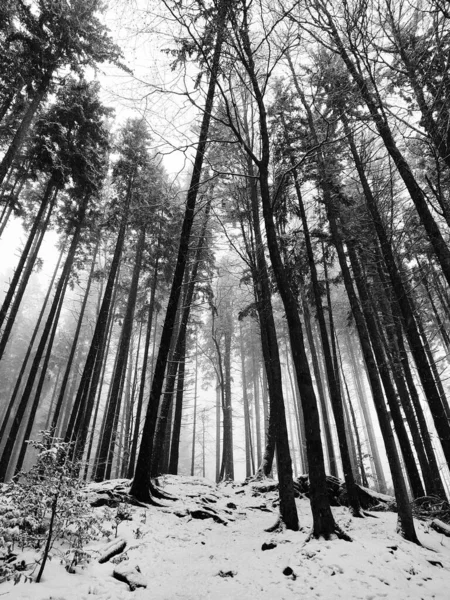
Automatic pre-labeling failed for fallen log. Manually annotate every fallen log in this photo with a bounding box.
[431,519,450,537]
[98,538,127,564]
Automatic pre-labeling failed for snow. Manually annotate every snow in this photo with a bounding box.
[3,475,450,599]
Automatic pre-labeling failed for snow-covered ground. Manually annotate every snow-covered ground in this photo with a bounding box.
[3,475,450,599]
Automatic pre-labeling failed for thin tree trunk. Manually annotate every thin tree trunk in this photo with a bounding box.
[121,323,143,478]
[50,241,99,435]
[95,226,145,482]
[0,178,57,345]
[84,287,118,479]
[68,184,132,459]
[14,268,69,474]
[151,202,211,477]
[299,286,337,476]
[251,326,262,467]
[214,379,220,481]
[289,141,361,512]
[0,247,64,446]
[345,329,387,492]
[240,320,253,478]
[127,255,160,478]
[168,324,187,475]
[0,192,87,480]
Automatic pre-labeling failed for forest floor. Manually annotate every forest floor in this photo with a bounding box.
[3,475,450,599]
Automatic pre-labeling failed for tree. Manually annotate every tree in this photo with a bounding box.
[0,0,122,186]
[130,0,231,503]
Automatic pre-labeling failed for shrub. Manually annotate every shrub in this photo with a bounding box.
[0,432,102,584]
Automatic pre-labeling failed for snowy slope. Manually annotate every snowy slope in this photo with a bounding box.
[3,475,450,599]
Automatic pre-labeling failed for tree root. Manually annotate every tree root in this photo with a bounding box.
[264,517,285,533]
[150,481,177,501]
[306,525,352,542]
[362,510,378,518]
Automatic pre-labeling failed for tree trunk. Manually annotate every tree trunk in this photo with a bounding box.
[0,247,64,446]
[127,254,160,479]
[251,326,262,467]
[344,329,387,492]
[287,143,361,513]
[14,267,69,475]
[326,209,419,541]
[341,113,450,469]
[0,193,87,481]
[95,226,145,482]
[240,320,254,478]
[168,325,187,475]
[50,241,98,435]
[130,0,230,502]
[68,182,131,458]
[0,177,57,344]
[151,201,211,477]
[320,12,450,285]
[0,188,57,360]
[299,286,337,477]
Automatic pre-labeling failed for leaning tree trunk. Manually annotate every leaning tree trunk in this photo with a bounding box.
[346,245,425,499]
[240,320,254,478]
[341,113,450,470]
[328,213,419,543]
[299,284,337,477]
[372,260,439,497]
[317,11,450,286]
[130,0,230,502]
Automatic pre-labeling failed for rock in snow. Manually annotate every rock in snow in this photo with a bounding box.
[113,563,147,591]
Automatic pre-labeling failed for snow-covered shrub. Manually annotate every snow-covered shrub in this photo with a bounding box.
[0,432,102,583]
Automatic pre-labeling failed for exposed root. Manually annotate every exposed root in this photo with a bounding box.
[363,510,378,518]
[150,481,177,501]
[350,506,365,518]
[127,493,164,508]
[264,517,285,533]
[305,525,353,543]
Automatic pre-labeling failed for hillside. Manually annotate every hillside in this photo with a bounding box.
[2,475,450,600]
